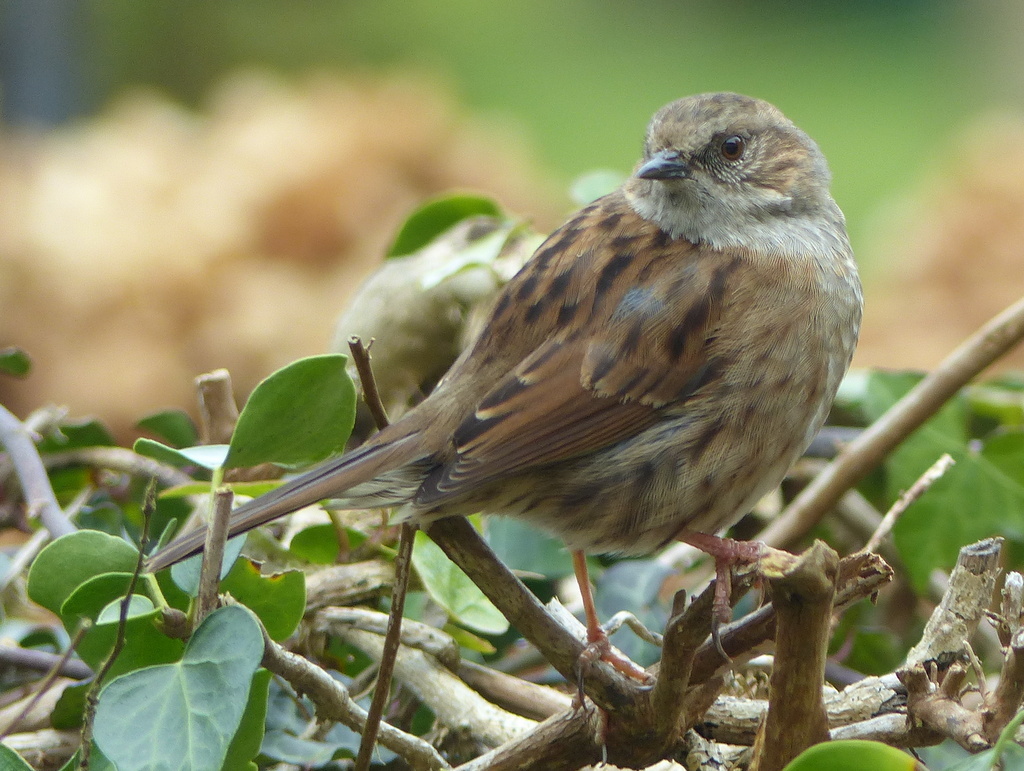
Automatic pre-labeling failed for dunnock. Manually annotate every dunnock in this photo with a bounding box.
[149,92,862,671]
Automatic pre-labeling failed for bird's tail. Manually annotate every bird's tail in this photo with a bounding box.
[145,429,425,572]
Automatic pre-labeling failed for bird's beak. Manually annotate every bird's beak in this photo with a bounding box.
[636,150,690,181]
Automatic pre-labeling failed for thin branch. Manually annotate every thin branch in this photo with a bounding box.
[860,453,956,555]
[0,626,88,740]
[0,404,75,537]
[349,336,390,429]
[43,446,196,489]
[81,480,156,764]
[761,294,1024,549]
[195,487,233,626]
[260,627,450,770]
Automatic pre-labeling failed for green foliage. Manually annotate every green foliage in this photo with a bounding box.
[386,192,502,258]
[0,346,32,377]
[864,371,1024,591]
[412,527,508,635]
[137,408,199,447]
[223,353,355,470]
[782,740,923,770]
[219,559,306,642]
[93,606,264,771]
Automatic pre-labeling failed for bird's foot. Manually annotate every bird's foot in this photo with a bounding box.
[677,531,765,660]
[578,625,655,684]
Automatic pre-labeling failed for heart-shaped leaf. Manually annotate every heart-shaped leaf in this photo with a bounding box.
[94,605,264,771]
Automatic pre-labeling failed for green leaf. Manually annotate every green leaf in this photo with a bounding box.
[864,372,1024,590]
[133,438,228,470]
[0,743,34,769]
[596,560,672,666]
[387,192,501,257]
[137,409,199,448]
[486,517,571,577]
[224,354,355,470]
[0,346,31,377]
[27,531,139,615]
[223,669,272,771]
[220,558,306,642]
[419,225,511,290]
[73,595,185,677]
[783,740,922,770]
[412,529,508,635]
[37,418,115,452]
[94,605,264,771]
[288,522,353,564]
[569,169,625,205]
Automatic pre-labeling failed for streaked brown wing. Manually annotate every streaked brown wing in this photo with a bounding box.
[415,249,732,504]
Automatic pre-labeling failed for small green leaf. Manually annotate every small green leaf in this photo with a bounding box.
[220,559,306,642]
[412,530,508,635]
[288,523,346,564]
[782,740,922,770]
[133,438,228,470]
[27,531,139,615]
[224,354,355,470]
[94,605,264,771]
[37,418,116,452]
[73,595,185,676]
[387,193,502,257]
[137,409,199,448]
[0,346,31,377]
[419,225,511,290]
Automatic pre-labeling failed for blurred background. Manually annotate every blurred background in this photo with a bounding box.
[2,0,1023,434]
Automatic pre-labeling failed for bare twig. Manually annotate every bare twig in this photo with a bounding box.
[195,487,234,626]
[196,369,240,445]
[43,445,196,490]
[349,336,390,429]
[348,335,413,771]
[0,626,88,740]
[81,480,157,765]
[762,294,1024,549]
[0,645,92,680]
[860,453,956,555]
[260,627,450,770]
[0,404,75,537]
[749,541,838,771]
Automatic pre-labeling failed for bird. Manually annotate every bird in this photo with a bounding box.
[148,92,862,675]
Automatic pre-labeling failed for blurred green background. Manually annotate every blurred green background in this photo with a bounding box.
[2,0,1020,259]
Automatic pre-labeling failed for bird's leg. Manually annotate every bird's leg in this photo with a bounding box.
[676,531,764,657]
[572,550,652,684]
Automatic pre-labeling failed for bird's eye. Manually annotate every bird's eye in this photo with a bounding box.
[720,135,745,161]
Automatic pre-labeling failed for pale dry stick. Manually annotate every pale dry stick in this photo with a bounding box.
[0,404,75,537]
[762,295,1024,549]
[260,627,450,771]
[43,446,196,489]
[860,453,956,555]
